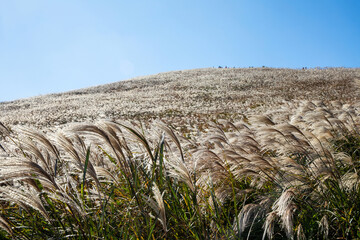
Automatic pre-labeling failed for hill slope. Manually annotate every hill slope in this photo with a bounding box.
[1,68,360,239]
[1,67,359,129]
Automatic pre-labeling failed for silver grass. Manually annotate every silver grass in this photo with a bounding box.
[158,123,185,162]
[94,166,119,184]
[116,122,156,162]
[0,159,59,191]
[56,132,101,188]
[341,172,359,191]
[82,122,132,165]
[100,121,132,159]
[333,152,353,165]
[319,215,329,239]
[263,211,277,240]
[166,157,195,192]
[145,183,167,232]
[63,171,85,210]
[72,123,128,166]
[56,132,84,166]
[1,68,358,129]
[0,91,359,238]
[18,136,54,174]
[234,203,260,235]
[282,205,297,239]
[296,224,306,240]
[19,127,60,161]
[0,186,50,221]
[250,115,276,126]
[272,188,297,239]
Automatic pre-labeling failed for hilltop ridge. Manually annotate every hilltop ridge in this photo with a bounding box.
[1,67,359,129]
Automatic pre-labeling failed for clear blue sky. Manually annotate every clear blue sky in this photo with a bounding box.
[1,0,359,102]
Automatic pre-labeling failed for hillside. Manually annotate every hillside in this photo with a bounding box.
[1,67,359,130]
[2,67,360,239]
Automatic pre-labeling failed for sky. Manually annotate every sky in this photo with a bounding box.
[0,0,359,102]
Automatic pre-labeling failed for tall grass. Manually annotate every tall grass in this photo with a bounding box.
[0,101,359,239]
[1,68,359,130]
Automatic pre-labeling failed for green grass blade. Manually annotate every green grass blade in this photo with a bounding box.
[81,146,91,199]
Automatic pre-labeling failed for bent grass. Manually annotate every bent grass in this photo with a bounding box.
[0,101,359,239]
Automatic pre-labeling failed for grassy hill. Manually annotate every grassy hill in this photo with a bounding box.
[1,67,360,239]
[1,67,359,129]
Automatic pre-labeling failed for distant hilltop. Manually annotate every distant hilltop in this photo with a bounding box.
[0,67,359,130]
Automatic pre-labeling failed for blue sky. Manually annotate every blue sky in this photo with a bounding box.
[0,0,359,102]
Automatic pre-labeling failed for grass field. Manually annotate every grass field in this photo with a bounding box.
[0,67,360,239]
[1,67,359,130]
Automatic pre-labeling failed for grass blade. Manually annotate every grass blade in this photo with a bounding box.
[81,146,91,199]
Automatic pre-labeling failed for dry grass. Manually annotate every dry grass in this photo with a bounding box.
[0,99,360,239]
[0,68,360,239]
[0,67,359,130]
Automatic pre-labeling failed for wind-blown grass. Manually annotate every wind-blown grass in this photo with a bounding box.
[0,100,359,239]
[1,68,359,130]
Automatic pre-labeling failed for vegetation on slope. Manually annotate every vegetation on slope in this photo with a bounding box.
[1,68,359,130]
[0,100,360,239]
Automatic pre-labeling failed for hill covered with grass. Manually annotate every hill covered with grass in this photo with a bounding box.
[1,67,360,239]
[1,67,359,130]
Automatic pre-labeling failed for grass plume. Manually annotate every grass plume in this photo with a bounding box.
[0,100,359,238]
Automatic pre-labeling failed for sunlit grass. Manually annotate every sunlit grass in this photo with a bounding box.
[0,101,359,239]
